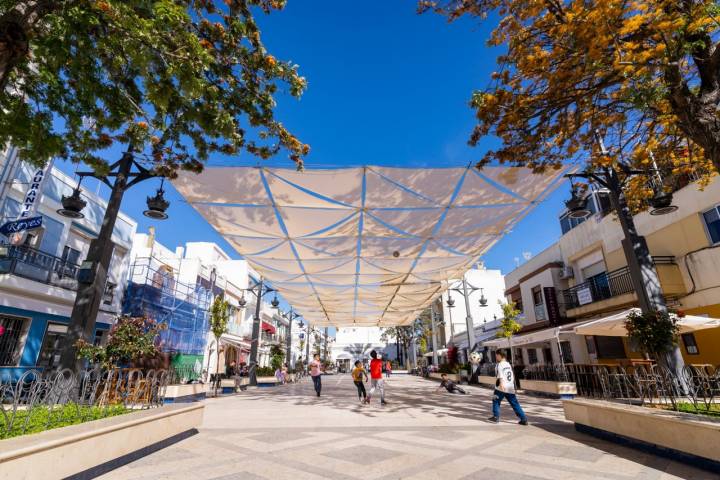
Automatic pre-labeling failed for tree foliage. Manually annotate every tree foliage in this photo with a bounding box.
[497,301,522,339]
[269,343,284,370]
[421,0,718,208]
[0,1,308,175]
[625,309,679,358]
[209,294,230,341]
[75,315,166,368]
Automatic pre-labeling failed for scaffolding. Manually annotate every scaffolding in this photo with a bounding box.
[123,257,211,356]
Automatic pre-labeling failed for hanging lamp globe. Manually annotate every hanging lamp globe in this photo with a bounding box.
[271,295,280,309]
[57,188,87,219]
[144,188,170,220]
[649,191,678,216]
[479,295,488,307]
[238,295,247,308]
[565,189,591,219]
[446,296,455,308]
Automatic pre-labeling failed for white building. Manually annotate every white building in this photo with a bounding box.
[0,148,137,381]
[332,326,386,372]
[126,232,299,379]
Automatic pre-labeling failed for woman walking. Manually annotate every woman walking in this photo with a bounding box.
[351,360,369,403]
[309,353,323,397]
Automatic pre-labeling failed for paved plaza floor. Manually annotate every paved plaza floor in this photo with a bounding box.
[99,374,714,480]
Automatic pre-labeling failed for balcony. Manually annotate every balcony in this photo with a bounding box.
[561,257,682,316]
[0,244,80,291]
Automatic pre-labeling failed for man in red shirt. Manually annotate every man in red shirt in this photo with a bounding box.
[367,350,387,405]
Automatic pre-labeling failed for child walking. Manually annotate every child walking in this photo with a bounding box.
[351,360,368,403]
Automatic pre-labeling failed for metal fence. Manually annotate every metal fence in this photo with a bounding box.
[0,368,168,439]
[522,363,720,415]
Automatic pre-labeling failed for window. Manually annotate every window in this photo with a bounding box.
[702,206,720,244]
[0,315,28,366]
[37,323,68,369]
[585,336,596,355]
[681,333,699,355]
[103,282,116,305]
[542,347,553,364]
[532,287,544,306]
[560,341,574,364]
[527,348,538,364]
[594,336,626,359]
[61,246,81,265]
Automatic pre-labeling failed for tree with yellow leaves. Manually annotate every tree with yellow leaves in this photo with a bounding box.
[420,0,718,206]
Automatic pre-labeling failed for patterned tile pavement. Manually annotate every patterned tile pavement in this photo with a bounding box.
[98,374,716,480]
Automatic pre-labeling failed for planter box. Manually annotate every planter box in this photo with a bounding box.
[520,379,577,399]
[257,376,280,387]
[564,399,720,472]
[0,403,204,480]
[164,383,207,403]
[429,372,461,382]
[477,375,496,387]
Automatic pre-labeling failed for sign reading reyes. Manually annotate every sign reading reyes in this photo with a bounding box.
[0,216,43,236]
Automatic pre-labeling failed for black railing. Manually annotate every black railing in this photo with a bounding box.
[0,244,80,290]
[561,257,675,309]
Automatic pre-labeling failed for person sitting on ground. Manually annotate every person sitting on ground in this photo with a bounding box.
[435,373,467,394]
[351,360,369,403]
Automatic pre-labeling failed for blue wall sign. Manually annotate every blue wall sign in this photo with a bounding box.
[0,216,43,236]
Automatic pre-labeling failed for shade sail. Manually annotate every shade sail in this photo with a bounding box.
[573,308,720,337]
[173,165,567,326]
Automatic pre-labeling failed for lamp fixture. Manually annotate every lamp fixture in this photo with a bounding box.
[565,181,591,219]
[57,187,87,219]
[143,178,170,220]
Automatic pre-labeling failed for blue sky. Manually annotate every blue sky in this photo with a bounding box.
[56,1,569,276]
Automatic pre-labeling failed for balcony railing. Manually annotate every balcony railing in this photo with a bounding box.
[0,244,80,291]
[561,256,675,309]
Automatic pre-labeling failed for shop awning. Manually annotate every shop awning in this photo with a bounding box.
[261,321,276,334]
[573,308,720,337]
[220,333,251,351]
[482,320,591,348]
[172,165,568,327]
[424,348,448,357]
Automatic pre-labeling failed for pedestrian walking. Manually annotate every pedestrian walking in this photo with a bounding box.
[351,360,368,403]
[435,373,467,394]
[309,353,323,397]
[488,350,528,425]
[385,360,392,378]
[367,350,387,405]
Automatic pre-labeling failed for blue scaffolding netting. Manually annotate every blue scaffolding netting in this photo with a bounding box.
[123,258,211,356]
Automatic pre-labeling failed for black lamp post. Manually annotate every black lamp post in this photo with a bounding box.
[243,278,276,386]
[283,308,301,369]
[449,278,486,358]
[57,148,166,372]
[565,131,686,385]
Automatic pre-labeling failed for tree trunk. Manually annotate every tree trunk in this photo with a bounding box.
[0,1,57,91]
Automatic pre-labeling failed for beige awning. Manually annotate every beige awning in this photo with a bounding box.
[173,165,568,326]
[483,320,591,348]
[573,308,720,337]
[220,333,251,351]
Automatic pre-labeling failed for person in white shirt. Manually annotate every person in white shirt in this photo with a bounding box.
[488,349,528,425]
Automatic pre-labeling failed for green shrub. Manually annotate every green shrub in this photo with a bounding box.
[256,366,276,376]
[438,363,459,374]
[0,403,130,440]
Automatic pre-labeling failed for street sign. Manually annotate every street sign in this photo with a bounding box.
[576,287,593,306]
[0,215,43,237]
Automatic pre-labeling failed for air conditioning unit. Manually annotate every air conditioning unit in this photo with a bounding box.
[558,266,574,279]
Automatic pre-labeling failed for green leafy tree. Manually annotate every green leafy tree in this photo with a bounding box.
[626,309,680,360]
[209,295,229,394]
[0,1,308,174]
[269,343,285,370]
[497,301,522,363]
[75,315,166,369]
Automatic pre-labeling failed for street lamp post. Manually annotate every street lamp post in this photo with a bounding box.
[283,308,301,369]
[324,327,329,361]
[57,148,169,372]
[240,278,276,386]
[429,302,439,366]
[564,131,686,384]
[305,322,311,364]
[448,278,487,362]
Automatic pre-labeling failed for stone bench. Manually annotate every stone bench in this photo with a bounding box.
[520,379,577,399]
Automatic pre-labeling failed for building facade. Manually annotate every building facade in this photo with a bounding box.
[496,177,720,367]
[0,150,137,381]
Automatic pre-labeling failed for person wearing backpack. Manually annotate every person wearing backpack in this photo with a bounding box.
[488,349,528,425]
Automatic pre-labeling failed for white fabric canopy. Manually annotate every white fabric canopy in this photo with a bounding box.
[173,165,567,326]
[573,308,720,337]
